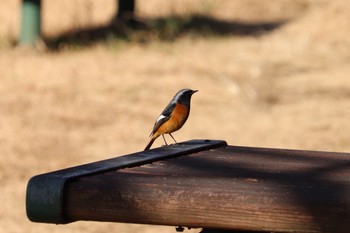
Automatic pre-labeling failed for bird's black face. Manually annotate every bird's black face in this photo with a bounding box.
[174,89,198,104]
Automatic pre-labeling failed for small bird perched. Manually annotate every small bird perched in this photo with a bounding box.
[144,89,198,150]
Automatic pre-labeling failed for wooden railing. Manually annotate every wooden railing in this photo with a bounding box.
[26,139,350,233]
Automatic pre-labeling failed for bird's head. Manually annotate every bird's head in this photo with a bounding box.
[173,89,198,104]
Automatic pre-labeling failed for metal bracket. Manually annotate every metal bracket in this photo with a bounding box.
[26,139,227,224]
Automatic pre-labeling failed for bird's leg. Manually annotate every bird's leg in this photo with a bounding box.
[161,134,168,146]
[169,133,177,144]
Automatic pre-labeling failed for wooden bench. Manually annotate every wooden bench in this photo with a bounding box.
[26,139,350,232]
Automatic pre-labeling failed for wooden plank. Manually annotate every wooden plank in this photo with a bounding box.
[64,146,350,233]
[26,139,227,223]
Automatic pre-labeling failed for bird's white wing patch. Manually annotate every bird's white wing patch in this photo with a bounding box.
[150,113,171,137]
[156,114,167,124]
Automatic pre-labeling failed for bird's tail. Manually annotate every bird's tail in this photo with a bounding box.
[144,134,159,151]
[144,138,155,151]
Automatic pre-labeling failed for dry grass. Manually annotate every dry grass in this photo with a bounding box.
[1,0,350,233]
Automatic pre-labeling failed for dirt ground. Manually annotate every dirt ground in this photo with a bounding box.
[1,1,350,233]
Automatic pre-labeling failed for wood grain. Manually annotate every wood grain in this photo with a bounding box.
[64,146,350,232]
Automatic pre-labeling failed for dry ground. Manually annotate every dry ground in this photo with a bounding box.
[1,1,350,233]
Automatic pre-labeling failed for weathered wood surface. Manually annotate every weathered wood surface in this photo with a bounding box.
[64,145,350,233]
[26,139,226,224]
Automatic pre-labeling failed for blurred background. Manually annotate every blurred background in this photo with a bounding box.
[1,0,350,232]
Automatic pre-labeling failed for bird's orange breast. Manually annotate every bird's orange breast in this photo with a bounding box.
[157,103,189,134]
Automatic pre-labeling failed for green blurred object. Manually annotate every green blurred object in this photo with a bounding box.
[19,0,41,45]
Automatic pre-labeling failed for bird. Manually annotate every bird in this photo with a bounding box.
[144,89,198,150]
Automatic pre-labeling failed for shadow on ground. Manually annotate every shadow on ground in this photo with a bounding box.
[43,14,286,51]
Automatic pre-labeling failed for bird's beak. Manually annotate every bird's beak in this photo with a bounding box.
[192,90,199,94]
